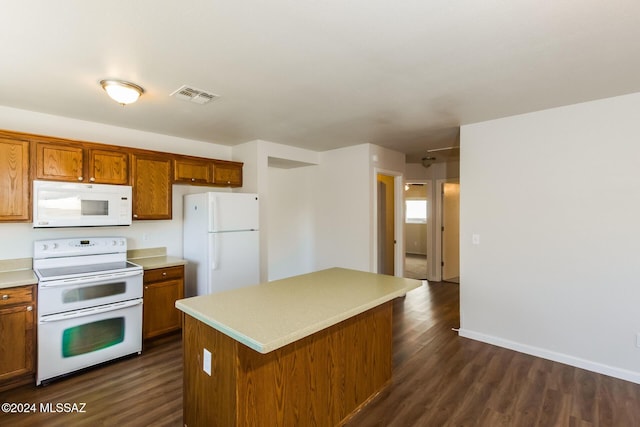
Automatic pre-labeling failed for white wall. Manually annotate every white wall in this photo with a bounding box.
[459,91,640,383]
[313,145,372,272]
[233,140,319,281]
[267,166,315,280]
[0,106,233,260]
[312,144,405,274]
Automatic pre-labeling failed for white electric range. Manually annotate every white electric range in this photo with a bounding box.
[33,237,143,385]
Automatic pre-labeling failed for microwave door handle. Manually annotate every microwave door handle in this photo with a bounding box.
[40,299,142,323]
[39,270,143,288]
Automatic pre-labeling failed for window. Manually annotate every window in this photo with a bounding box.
[405,199,427,223]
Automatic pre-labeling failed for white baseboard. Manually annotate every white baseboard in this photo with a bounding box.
[458,328,640,385]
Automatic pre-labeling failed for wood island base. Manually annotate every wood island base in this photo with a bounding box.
[182,301,393,427]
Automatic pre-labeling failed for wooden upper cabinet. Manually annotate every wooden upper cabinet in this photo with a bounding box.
[88,149,129,185]
[174,156,243,187]
[173,157,212,185]
[131,152,172,220]
[34,141,84,182]
[34,141,129,184]
[212,160,243,187]
[0,129,242,223]
[0,137,30,222]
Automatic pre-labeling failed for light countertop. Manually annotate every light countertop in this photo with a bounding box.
[127,247,186,270]
[176,267,422,354]
[0,258,37,290]
[129,255,187,270]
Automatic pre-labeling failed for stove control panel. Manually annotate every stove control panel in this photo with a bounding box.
[34,237,128,259]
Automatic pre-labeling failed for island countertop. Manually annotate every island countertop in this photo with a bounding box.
[175,267,421,354]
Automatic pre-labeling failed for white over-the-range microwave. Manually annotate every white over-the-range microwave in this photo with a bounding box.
[33,180,133,228]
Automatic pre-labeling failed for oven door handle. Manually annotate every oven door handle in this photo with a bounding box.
[39,299,143,323]
[39,269,143,288]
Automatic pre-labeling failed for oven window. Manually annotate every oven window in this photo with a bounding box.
[62,282,126,303]
[81,199,109,216]
[62,317,125,357]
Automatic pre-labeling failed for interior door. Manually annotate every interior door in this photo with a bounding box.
[377,174,395,276]
[442,182,460,282]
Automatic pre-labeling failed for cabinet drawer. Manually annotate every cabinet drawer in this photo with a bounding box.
[0,286,34,307]
[144,266,184,283]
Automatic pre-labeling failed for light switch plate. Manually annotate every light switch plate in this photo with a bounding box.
[203,348,212,376]
[472,234,480,245]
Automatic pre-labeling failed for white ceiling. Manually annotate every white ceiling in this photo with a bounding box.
[2,1,640,163]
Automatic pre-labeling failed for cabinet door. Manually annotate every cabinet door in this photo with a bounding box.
[143,278,184,339]
[173,158,212,184]
[212,161,243,187]
[131,153,172,220]
[0,137,30,221]
[34,141,84,182]
[88,148,129,185]
[0,302,34,384]
[0,285,36,392]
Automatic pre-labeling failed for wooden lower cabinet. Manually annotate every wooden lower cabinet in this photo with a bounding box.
[183,301,393,427]
[143,266,184,340]
[0,285,36,391]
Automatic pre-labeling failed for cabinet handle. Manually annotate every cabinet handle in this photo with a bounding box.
[27,306,32,312]
[145,286,149,290]
[2,294,8,300]
[90,177,96,182]
[191,178,196,182]
[78,176,84,181]
[133,214,138,218]
[162,272,167,276]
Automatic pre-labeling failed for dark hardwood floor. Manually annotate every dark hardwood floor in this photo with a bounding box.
[3,281,640,426]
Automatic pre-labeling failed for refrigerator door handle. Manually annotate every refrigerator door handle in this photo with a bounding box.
[210,233,220,270]
[209,196,219,232]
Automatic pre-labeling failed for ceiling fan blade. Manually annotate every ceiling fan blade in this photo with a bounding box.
[426,146,459,153]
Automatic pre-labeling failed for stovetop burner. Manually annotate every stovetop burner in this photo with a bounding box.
[35,261,141,281]
[33,237,142,282]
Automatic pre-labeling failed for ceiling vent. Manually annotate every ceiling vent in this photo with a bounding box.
[170,85,219,105]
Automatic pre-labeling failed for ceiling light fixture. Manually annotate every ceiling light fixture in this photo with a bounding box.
[421,156,437,169]
[100,79,144,105]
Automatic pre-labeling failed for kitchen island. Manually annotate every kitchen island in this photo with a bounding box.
[176,267,421,427]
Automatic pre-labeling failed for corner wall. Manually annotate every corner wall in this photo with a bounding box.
[459,91,640,383]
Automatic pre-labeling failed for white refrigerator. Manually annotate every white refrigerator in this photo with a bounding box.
[183,192,259,296]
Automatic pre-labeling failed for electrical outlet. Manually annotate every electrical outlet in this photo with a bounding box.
[472,234,480,245]
[203,348,212,375]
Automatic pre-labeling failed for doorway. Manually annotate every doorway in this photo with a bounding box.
[441,181,460,282]
[404,183,428,280]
